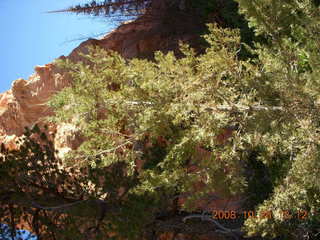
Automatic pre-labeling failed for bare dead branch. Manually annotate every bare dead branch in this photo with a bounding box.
[105,99,284,112]
[30,200,88,211]
[183,214,243,240]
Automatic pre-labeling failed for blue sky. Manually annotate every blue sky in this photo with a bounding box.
[0,0,117,93]
[1,224,37,240]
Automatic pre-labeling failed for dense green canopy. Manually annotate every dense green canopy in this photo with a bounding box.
[1,0,320,240]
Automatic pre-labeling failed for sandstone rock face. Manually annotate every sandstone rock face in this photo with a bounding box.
[0,64,67,150]
[54,123,84,159]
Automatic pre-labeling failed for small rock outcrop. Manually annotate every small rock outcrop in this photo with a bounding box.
[0,64,67,150]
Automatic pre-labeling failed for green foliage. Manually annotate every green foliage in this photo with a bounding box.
[49,24,253,203]
[49,12,320,238]
[189,0,257,45]
[235,0,320,238]
[2,1,320,238]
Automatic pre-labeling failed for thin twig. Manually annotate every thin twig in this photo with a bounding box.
[93,139,133,157]
[30,200,88,211]
[183,214,242,239]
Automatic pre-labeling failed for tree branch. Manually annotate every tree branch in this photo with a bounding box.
[183,214,243,240]
[210,104,284,112]
[93,139,133,157]
[30,199,89,211]
[113,100,284,112]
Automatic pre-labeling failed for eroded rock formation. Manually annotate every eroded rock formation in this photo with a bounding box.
[0,64,67,150]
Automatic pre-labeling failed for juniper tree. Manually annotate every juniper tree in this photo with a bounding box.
[234,0,320,238]
[48,24,258,239]
[45,20,309,239]
[2,1,320,239]
[48,0,320,237]
[1,25,254,240]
